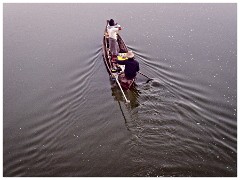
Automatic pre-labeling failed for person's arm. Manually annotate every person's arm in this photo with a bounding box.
[116,24,121,30]
[111,26,121,32]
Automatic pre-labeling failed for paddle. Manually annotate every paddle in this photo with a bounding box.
[114,74,130,103]
[138,71,153,82]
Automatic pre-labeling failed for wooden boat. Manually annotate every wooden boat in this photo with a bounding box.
[102,22,135,90]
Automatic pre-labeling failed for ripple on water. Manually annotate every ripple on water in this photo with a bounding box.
[124,49,236,176]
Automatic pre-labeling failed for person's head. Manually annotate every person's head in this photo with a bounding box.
[109,19,115,26]
[126,51,134,59]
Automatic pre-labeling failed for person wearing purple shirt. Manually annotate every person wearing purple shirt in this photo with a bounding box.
[117,51,140,80]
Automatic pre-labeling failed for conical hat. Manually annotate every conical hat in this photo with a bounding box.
[126,51,134,58]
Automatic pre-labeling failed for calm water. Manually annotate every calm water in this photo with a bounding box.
[3,3,237,177]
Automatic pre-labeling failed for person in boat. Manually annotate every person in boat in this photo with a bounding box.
[107,19,121,63]
[116,51,140,81]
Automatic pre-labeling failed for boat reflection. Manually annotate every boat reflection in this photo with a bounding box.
[111,83,140,110]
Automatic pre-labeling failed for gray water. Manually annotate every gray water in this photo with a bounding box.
[3,3,237,177]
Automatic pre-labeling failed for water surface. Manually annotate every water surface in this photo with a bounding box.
[3,3,237,177]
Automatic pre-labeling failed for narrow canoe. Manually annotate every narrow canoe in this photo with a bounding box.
[102,23,135,90]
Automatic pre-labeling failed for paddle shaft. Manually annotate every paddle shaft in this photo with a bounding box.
[115,75,130,103]
[138,71,153,80]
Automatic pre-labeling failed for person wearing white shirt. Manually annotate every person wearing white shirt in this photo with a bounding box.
[107,19,121,62]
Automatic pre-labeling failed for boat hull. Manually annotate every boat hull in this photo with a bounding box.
[102,25,135,90]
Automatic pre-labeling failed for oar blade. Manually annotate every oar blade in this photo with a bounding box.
[138,71,153,82]
[146,78,153,83]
